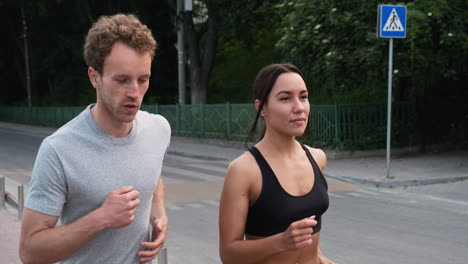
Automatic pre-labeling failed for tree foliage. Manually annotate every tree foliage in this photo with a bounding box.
[275,0,468,147]
[208,1,282,103]
[0,0,466,148]
[0,0,177,106]
[402,0,468,148]
[275,0,467,101]
[276,0,391,103]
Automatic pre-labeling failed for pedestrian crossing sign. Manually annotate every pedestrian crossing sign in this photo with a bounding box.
[378,5,407,38]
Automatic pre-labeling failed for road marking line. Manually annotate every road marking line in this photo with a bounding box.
[162,166,222,181]
[166,204,184,211]
[328,193,346,199]
[347,192,364,197]
[355,189,381,196]
[186,203,204,208]
[201,200,220,206]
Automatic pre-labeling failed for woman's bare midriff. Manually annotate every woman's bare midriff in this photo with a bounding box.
[244,232,321,264]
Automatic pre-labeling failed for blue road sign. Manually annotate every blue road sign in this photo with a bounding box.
[378,5,407,38]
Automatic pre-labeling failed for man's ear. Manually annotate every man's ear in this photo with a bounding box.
[88,67,101,89]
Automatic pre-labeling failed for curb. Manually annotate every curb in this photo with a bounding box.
[325,174,468,188]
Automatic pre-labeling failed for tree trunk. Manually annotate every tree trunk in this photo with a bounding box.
[184,0,217,104]
[184,11,201,104]
[199,0,217,104]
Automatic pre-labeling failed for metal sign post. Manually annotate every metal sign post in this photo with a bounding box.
[377,5,407,178]
[386,38,394,179]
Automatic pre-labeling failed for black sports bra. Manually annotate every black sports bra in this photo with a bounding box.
[245,144,329,237]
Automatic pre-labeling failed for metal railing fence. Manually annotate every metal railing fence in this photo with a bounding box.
[0,103,415,149]
[0,177,25,220]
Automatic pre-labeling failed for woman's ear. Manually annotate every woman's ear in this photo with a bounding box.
[255,99,261,111]
[255,99,266,117]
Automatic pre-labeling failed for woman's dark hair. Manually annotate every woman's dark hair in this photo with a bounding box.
[245,63,307,148]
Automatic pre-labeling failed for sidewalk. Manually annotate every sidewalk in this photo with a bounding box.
[325,150,468,188]
[0,206,21,264]
[168,136,468,188]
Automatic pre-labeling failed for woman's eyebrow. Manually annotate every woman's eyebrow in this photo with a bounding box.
[275,89,308,96]
[275,90,292,96]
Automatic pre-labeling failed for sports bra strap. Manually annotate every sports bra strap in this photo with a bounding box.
[248,146,273,182]
[300,143,328,190]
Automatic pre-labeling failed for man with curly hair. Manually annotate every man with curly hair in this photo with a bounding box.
[20,14,170,263]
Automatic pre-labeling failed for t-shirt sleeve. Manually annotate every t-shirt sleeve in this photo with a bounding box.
[25,139,67,216]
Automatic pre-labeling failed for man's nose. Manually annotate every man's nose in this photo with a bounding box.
[126,81,139,99]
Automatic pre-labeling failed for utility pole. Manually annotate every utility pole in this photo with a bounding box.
[21,8,32,107]
[176,0,186,104]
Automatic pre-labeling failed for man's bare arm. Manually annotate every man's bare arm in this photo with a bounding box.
[20,186,140,264]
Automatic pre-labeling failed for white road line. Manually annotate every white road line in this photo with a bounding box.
[328,193,346,199]
[355,189,381,196]
[176,163,227,174]
[201,200,220,207]
[410,193,468,207]
[382,190,468,207]
[380,189,399,195]
[166,204,184,211]
[347,192,364,197]
[186,203,204,208]
[162,166,222,181]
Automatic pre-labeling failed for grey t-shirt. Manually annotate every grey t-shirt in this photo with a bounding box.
[25,105,171,263]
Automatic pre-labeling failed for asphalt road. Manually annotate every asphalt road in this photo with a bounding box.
[1,123,467,264]
[163,183,468,264]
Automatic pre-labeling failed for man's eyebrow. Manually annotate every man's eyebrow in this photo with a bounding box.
[113,74,129,78]
[113,73,151,78]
